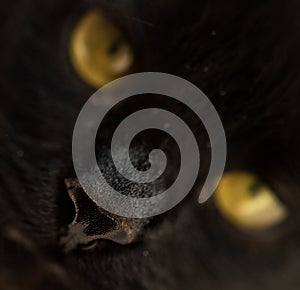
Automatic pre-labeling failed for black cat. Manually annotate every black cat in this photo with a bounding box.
[0,1,300,289]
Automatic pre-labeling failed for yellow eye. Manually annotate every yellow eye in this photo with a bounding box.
[214,171,287,230]
[69,11,133,88]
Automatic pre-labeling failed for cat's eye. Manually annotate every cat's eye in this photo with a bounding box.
[214,171,288,230]
[69,11,133,88]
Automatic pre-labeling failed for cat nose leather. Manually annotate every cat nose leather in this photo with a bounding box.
[60,178,149,253]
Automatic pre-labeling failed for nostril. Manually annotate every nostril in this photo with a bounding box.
[56,182,76,227]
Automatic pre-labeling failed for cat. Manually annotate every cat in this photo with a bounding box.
[0,0,300,289]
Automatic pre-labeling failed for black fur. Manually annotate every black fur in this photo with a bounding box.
[1,0,300,289]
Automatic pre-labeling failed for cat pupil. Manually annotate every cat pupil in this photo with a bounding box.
[247,181,262,195]
[107,40,123,55]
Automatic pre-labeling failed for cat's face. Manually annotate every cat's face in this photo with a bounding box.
[1,0,300,289]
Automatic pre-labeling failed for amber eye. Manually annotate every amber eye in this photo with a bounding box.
[214,171,288,230]
[69,11,133,88]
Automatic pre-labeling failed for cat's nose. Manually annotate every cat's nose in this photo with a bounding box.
[59,178,149,253]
